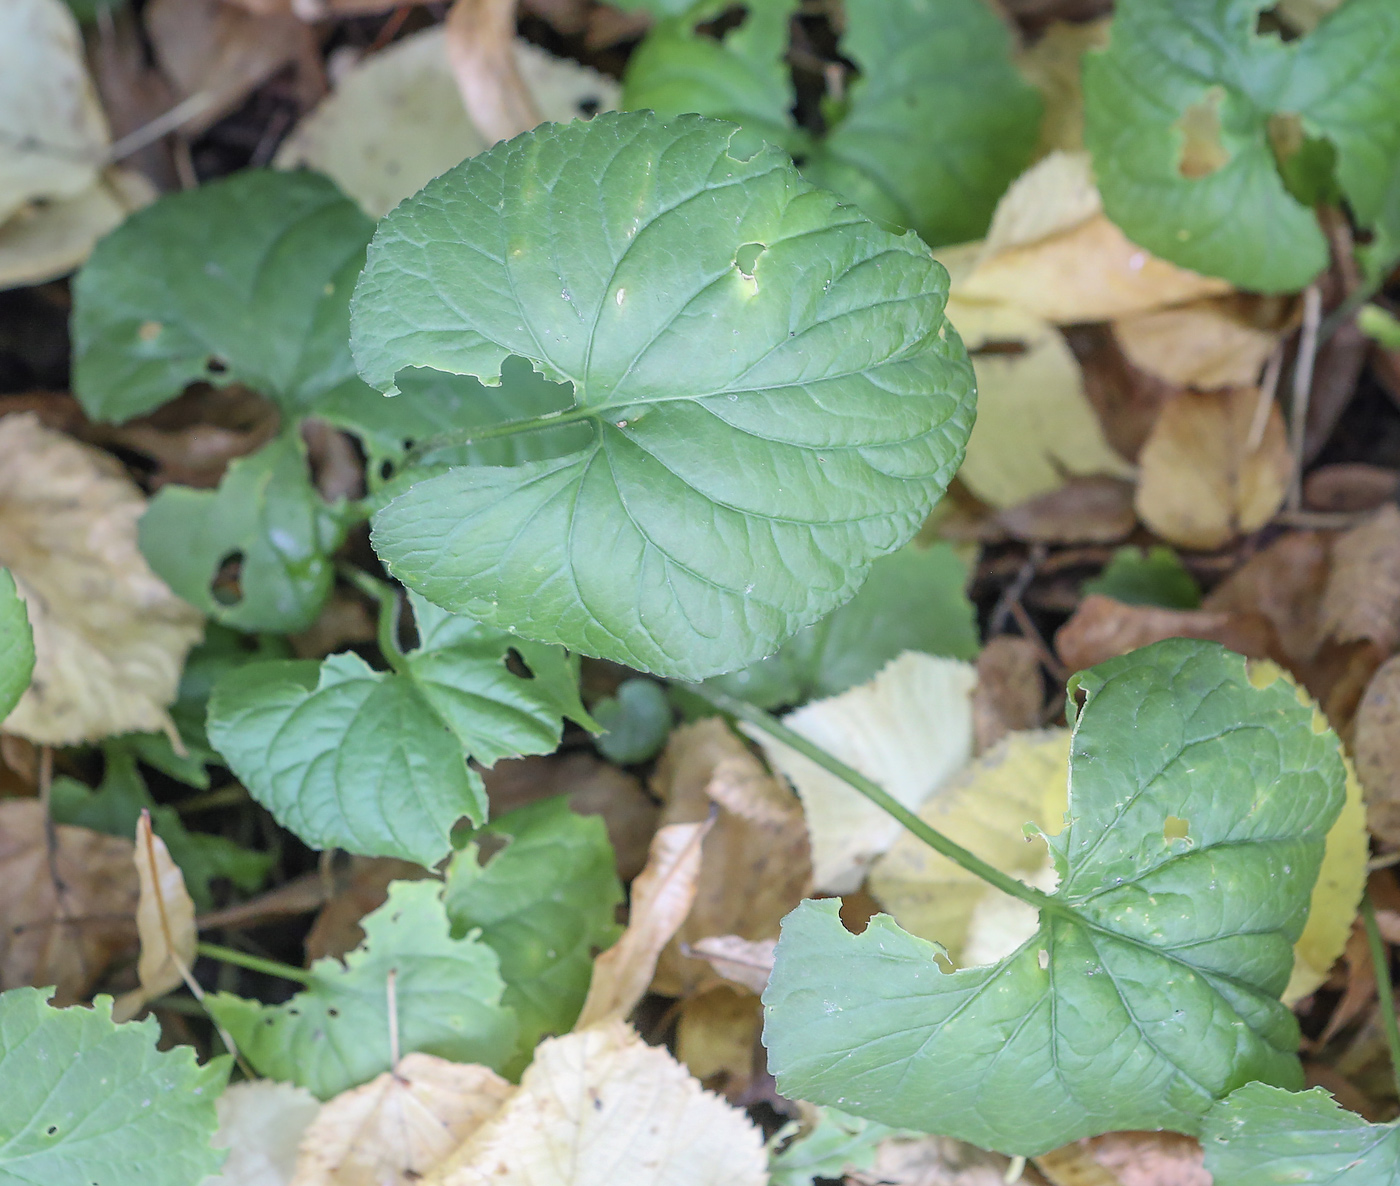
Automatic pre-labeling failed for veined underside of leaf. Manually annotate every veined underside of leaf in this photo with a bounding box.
[354,111,975,681]
[763,640,1347,1156]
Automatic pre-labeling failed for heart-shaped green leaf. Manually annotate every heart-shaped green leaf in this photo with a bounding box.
[1202,1083,1400,1186]
[1084,0,1400,292]
[0,988,228,1186]
[354,111,975,680]
[763,640,1347,1156]
[207,880,517,1099]
[0,569,34,719]
[206,593,591,864]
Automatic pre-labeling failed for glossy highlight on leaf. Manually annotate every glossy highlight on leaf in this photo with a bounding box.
[354,111,975,680]
[762,640,1348,1155]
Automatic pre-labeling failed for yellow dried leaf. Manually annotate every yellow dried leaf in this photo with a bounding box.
[1134,387,1290,549]
[745,652,977,894]
[292,1054,512,1186]
[949,298,1133,509]
[424,1022,767,1186]
[684,935,775,996]
[1016,20,1111,157]
[676,986,760,1094]
[0,413,203,744]
[574,820,710,1029]
[204,1081,321,1186]
[114,810,197,1022]
[1113,297,1284,389]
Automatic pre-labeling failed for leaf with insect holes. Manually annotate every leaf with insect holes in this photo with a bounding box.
[763,640,1347,1156]
[71,168,378,423]
[0,987,228,1186]
[353,111,974,681]
[0,569,34,718]
[206,592,591,865]
[207,880,517,1100]
[1083,0,1400,291]
[1201,1083,1400,1186]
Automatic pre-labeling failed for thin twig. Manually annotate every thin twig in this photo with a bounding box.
[106,92,217,163]
[1244,345,1284,454]
[1287,285,1322,512]
[1360,894,1400,1100]
[990,546,1043,636]
[1007,600,1068,686]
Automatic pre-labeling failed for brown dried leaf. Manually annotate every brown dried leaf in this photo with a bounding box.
[574,820,711,1030]
[292,1053,512,1186]
[1201,530,1330,669]
[0,413,203,744]
[675,986,761,1098]
[649,719,810,997]
[304,857,433,963]
[1070,323,1181,464]
[424,1022,767,1186]
[994,477,1137,545]
[972,635,1044,754]
[1037,1133,1209,1186]
[1353,654,1400,846]
[1318,922,1376,1045]
[1055,595,1278,674]
[114,811,196,1022]
[1134,386,1290,550]
[684,935,775,996]
[1304,463,1400,513]
[849,1135,1009,1186]
[0,798,138,1004]
[1112,296,1285,390]
[1016,19,1110,157]
[444,0,540,144]
[1319,504,1400,653]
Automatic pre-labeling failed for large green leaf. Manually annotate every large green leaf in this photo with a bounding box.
[138,434,348,633]
[0,988,228,1186]
[0,569,34,719]
[354,112,975,680]
[708,540,978,709]
[762,640,1347,1156]
[444,796,622,1067]
[1202,1084,1400,1185]
[621,0,1041,248]
[1083,0,1400,292]
[72,169,376,423]
[207,880,516,1099]
[206,592,591,863]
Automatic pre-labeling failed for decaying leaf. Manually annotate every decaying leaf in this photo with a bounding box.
[994,477,1137,546]
[291,1053,513,1186]
[1036,1132,1209,1186]
[675,986,760,1096]
[275,28,619,218]
[1201,531,1330,669]
[649,718,811,997]
[304,856,434,963]
[949,297,1133,509]
[955,151,1231,324]
[114,811,197,1022]
[1319,504,1400,654]
[0,413,204,744]
[423,1022,767,1186]
[1134,386,1291,550]
[1304,463,1400,513]
[685,935,775,996]
[1055,595,1278,674]
[849,1135,1009,1186]
[972,636,1044,754]
[204,1080,321,1186]
[1016,19,1111,157]
[573,820,710,1029]
[1112,297,1287,390]
[444,0,540,144]
[0,798,138,1004]
[1354,654,1400,847]
[746,652,977,894]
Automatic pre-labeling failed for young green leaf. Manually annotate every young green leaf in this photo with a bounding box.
[72,169,376,423]
[206,592,590,864]
[1081,545,1202,610]
[1201,1083,1400,1185]
[0,987,228,1186]
[763,639,1347,1156]
[0,568,34,719]
[138,434,348,634]
[445,796,623,1065]
[355,111,975,681]
[1084,0,1400,292]
[207,880,517,1099]
[593,677,674,764]
[708,541,978,709]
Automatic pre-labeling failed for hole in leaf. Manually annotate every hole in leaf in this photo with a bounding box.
[505,647,535,680]
[1163,816,1190,842]
[211,552,245,607]
[379,459,396,482]
[46,1125,58,1136]
[206,356,229,375]
[697,5,748,40]
[326,1007,339,1018]
[577,97,601,119]
[1175,87,1231,179]
[734,242,766,279]
[1037,949,1050,970]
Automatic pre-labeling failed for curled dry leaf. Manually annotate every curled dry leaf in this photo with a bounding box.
[675,986,761,1097]
[573,820,710,1030]
[1134,386,1291,550]
[1055,595,1278,674]
[649,718,810,997]
[423,1022,767,1186]
[1201,530,1330,670]
[0,799,138,1005]
[746,652,977,894]
[291,1053,512,1186]
[1353,654,1400,847]
[1319,504,1400,654]
[1304,463,1400,514]
[685,935,776,996]
[994,476,1137,546]
[1112,296,1287,390]
[445,0,540,144]
[203,1080,321,1186]
[114,811,197,1022]
[972,635,1045,754]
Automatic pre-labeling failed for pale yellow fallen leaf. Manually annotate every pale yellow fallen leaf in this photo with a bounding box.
[978,151,1102,262]
[574,820,710,1029]
[745,651,977,894]
[1016,20,1111,157]
[685,935,775,996]
[1113,297,1286,389]
[0,413,204,744]
[1134,386,1290,549]
[114,810,197,1022]
[274,28,619,218]
[201,1081,321,1186]
[424,1022,767,1186]
[947,298,1133,509]
[291,1053,512,1186]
